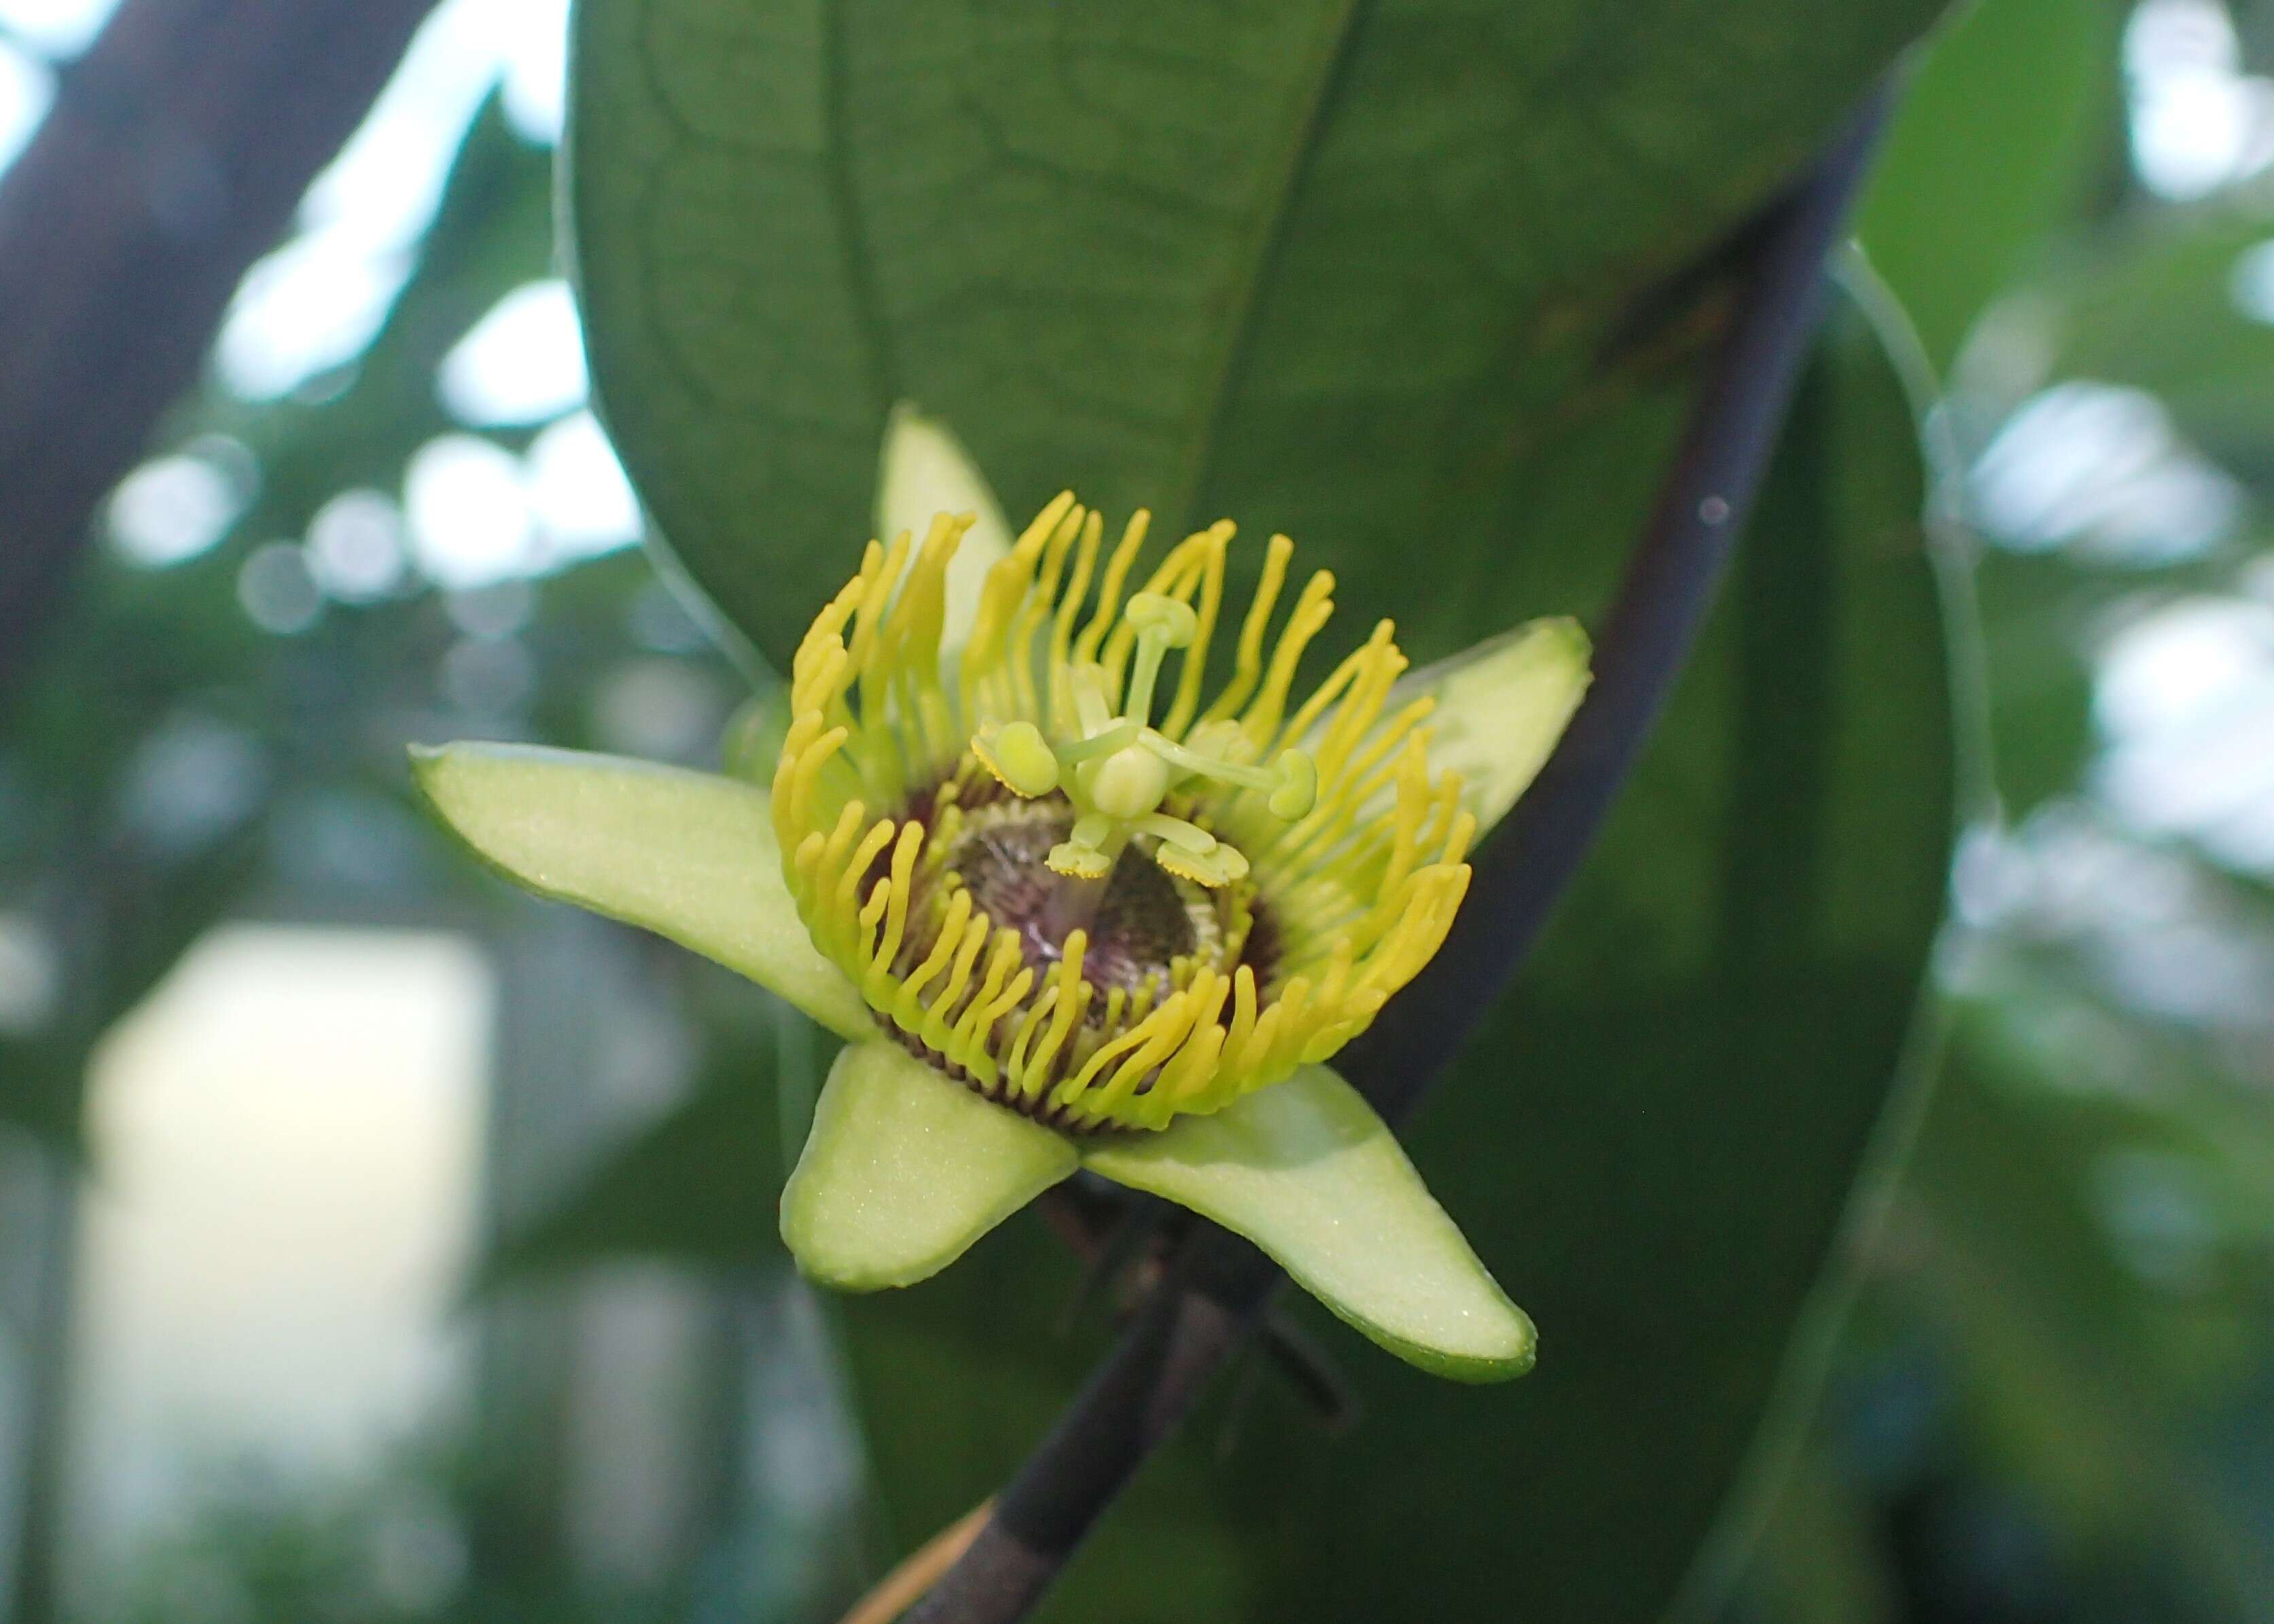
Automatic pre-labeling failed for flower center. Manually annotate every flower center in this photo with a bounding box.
[972,590,1317,889]
[866,758,1264,1129]
[934,797,1224,994]
[775,495,1479,1132]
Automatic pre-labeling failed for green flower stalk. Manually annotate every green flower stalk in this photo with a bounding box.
[414,424,1590,1381]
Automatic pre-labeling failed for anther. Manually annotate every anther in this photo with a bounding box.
[1268,750,1317,820]
[974,719,1060,796]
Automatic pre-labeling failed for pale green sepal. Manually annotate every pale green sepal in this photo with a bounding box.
[876,401,1010,653]
[410,741,871,1041]
[1082,1064,1535,1382]
[781,1039,1078,1290]
[1394,617,1592,835]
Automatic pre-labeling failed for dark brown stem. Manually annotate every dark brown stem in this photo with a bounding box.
[0,0,443,698]
[902,84,1895,1624]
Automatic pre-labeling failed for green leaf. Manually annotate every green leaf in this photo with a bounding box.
[410,742,872,1040]
[1857,0,2125,373]
[781,1039,1078,1290]
[1084,1065,1533,1382]
[568,0,1946,674]
[1388,617,1592,837]
[1740,1442,1900,1624]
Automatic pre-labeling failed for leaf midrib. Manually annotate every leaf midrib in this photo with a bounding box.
[1161,0,1368,535]
[825,0,898,420]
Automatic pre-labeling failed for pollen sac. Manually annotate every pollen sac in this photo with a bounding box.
[974,721,1059,797]
[1267,750,1317,820]
[772,493,1478,1133]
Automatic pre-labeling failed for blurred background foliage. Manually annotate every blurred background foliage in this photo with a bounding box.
[1,0,2273,1620]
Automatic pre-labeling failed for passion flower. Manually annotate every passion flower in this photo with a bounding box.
[414,441,1588,1380]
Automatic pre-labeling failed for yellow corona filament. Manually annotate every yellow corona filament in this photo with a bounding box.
[772,494,1476,1132]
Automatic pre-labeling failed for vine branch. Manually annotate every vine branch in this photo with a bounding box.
[901,87,1896,1624]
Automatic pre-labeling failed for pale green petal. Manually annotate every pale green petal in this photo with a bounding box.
[412,741,871,1041]
[781,1039,1078,1289]
[1082,1065,1533,1382]
[875,401,1010,654]
[1393,617,1592,835]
